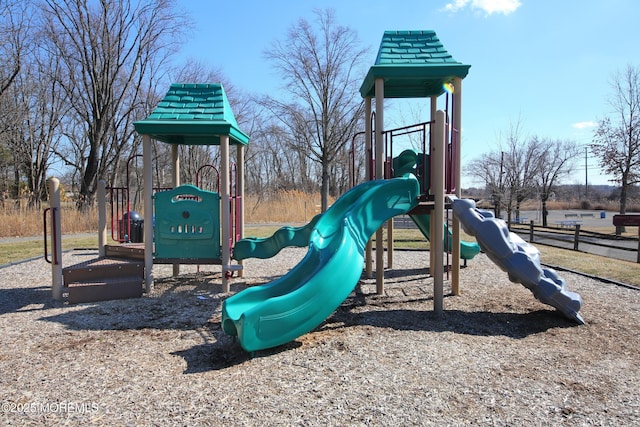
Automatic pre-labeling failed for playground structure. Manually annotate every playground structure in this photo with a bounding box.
[45,30,584,351]
[45,83,248,303]
[221,30,583,352]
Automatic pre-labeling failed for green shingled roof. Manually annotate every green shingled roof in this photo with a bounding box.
[134,83,249,145]
[360,30,471,99]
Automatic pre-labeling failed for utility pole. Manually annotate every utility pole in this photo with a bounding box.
[584,146,588,199]
[494,151,505,218]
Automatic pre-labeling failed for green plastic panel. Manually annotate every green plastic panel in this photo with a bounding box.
[153,185,221,260]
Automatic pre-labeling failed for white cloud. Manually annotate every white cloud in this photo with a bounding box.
[443,0,522,15]
[572,121,598,129]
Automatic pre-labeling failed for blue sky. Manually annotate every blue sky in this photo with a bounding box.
[177,0,639,187]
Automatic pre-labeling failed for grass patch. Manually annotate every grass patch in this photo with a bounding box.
[0,235,98,265]
[538,244,640,287]
[3,217,639,289]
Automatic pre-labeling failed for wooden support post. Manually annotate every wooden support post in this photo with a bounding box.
[143,135,154,292]
[375,78,385,294]
[98,180,107,258]
[529,220,534,243]
[171,144,180,277]
[429,213,435,275]
[451,77,462,296]
[365,97,373,279]
[429,96,437,278]
[221,135,231,293]
[637,228,640,264]
[48,177,63,301]
[387,218,393,268]
[237,144,245,277]
[573,224,581,251]
[432,111,446,314]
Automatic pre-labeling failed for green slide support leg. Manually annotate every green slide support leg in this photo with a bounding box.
[221,175,420,352]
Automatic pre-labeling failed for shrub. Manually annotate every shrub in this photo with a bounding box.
[580,200,592,210]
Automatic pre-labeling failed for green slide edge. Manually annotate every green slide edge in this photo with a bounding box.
[221,175,420,352]
[409,213,481,260]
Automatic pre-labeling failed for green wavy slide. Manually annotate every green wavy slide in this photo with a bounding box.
[232,214,322,260]
[409,214,480,260]
[222,175,420,352]
[391,148,479,260]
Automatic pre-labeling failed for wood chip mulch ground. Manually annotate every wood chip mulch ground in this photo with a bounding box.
[1,247,639,426]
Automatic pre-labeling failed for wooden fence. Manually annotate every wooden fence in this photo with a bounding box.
[510,221,640,263]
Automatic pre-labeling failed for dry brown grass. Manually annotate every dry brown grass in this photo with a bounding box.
[0,192,325,238]
[0,191,636,237]
[244,190,332,223]
[0,203,99,238]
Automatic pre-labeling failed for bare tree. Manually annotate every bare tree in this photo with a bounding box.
[468,121,540,224]
[470,131,581,227]
[0,0,30,199]
[590,64,640,233]
[0,143,11,201]
[168,59,255,189]
[39,0,190,209]
[468,151,505,217]
[4,39,67,207]
[533,137,580,226]
[262,9,367,211]
[0,0,29,98]
[503,124,540,224]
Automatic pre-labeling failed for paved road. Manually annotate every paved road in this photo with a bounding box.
[510,210,639,263]
[510,209,613,229]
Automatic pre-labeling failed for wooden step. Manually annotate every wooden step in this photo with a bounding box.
[104,243,145,260]
[63,257,144,283]
[62,257,144,303]
[66,276,143,304]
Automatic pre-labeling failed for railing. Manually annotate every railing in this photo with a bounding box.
[383,121,431,192]
[510,222,640,263]
[106,158,239,252]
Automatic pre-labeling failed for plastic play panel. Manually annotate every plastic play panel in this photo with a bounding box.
[153,185,221,260]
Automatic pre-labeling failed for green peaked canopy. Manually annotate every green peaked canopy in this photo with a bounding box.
[134,83,249,145]
[360,30,471,99]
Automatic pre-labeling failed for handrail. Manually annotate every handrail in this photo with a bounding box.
[229,161,240,249]
[109,186,128,242]
[43,207,59,265]
[195,164,220,191]
[349,131,365,188]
